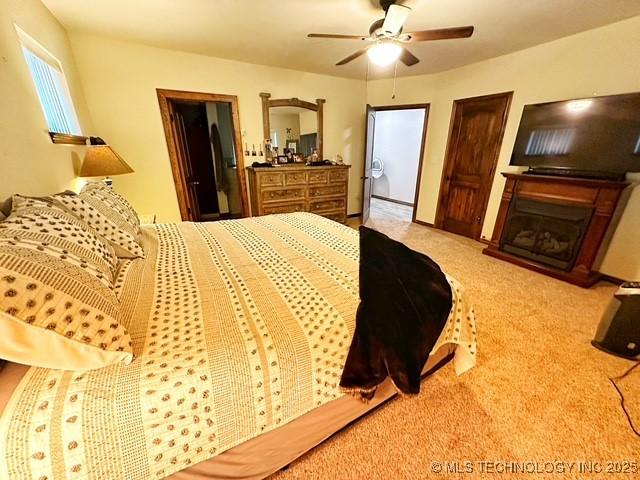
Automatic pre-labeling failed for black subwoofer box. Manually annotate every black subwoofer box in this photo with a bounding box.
[592,282,640,359]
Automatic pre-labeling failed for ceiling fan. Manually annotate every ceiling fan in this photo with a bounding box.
[308,0,474,67]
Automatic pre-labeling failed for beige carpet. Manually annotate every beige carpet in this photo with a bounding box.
[272,213,639,479]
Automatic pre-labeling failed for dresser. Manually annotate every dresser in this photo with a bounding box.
[246,164,350,223]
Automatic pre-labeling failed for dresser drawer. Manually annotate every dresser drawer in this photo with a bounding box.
[329,169,348,183]
[309,184,346,198]
[321,212,347,224]
[285,171,306,186]
[258,172,284,187]
[308,169,329,184]
[309,198,345,212]
[262,188,305,203]
[263,202,305,215]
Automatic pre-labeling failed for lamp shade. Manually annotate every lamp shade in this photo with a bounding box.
[79,145,134,177]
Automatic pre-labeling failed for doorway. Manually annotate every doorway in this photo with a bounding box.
[157,89,249,221]
[435,92,513,239]
[361,103,430,223]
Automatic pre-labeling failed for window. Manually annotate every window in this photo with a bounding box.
[16,26,82,137]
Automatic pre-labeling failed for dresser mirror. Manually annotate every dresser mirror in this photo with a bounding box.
[260,93,325,161]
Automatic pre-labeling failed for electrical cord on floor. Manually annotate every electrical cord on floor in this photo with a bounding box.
[609,361,640,438]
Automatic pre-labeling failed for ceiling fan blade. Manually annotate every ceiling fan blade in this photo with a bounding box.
[308,33,368,41]
[382,4,411,35]
[404,26,474,42]
[336,47,370,66]
[399,47,420,67]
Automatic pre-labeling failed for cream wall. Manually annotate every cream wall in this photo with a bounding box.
[367,16,640,280]
[0,0,92,200]
[57,16,638,278]
[68,33,367,221]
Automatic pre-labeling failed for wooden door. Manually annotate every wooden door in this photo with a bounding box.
[170,105,201,221]
[361,105,376,223]
[436,92,512,239]
[175,102,221,218]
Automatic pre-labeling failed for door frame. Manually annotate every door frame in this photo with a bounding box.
[157,88,249,220]
[434,91,513,239]
[361,103,430,223]
[361,104,375,223]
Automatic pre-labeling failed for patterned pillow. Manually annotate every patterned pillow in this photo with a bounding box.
[81,182,141,228]
[10,196,118,276]
[53,194,145,259]
[0,197,132,370]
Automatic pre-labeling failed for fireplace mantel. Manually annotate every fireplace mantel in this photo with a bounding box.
[483,173,629,287]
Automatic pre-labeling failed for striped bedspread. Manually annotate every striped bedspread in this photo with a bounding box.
[0,213,477,480]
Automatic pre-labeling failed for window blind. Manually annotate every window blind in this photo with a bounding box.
[21,44,81,136]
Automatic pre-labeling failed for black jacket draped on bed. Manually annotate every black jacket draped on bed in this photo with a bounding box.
[340,226,453,401]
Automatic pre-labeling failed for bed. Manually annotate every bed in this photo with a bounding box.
[0,212,476,480]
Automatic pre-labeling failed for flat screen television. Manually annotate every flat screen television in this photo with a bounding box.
[510,92,640,177]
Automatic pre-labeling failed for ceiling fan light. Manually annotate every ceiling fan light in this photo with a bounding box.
[367,42,402,67]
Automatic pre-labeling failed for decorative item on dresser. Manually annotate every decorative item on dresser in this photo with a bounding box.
[246,164,350,223]
[483,173,630,287]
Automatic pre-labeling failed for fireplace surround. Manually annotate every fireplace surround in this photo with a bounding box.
[483,173,629,287]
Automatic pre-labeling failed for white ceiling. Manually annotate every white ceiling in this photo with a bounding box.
[43,0,640,79]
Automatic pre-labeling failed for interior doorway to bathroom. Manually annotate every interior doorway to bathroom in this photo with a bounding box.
[361,104,429,223]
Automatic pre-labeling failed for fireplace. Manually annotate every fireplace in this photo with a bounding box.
[483,173,629,287]
[501,198,593,271]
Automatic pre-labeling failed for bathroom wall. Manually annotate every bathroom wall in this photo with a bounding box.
[371,109,426,205]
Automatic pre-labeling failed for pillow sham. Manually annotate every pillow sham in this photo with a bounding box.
[10,195,118,276]
[81,182,141,227]
[0,197,132,370]
[53,193,145,259]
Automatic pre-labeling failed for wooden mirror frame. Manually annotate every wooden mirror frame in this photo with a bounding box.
[260,92,325,159]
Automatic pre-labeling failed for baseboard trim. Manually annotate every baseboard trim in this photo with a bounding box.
[600,273,626,285]
[347,213,362,218]
[412,219,435,228]
[371,195,414,207]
